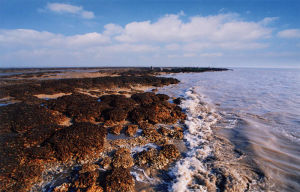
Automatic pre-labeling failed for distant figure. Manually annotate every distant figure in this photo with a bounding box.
[150,66,153,70]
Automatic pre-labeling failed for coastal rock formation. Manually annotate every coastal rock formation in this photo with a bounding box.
[105,168,135,192]
[126,124,139,137]
[47,123,107,162]
[112,148,134,169]
[1,76,179,100]
[0,103,64,134]
[0,71,188,191]
[135,144,180,169]
[109,124,123,135]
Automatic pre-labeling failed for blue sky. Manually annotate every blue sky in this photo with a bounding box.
[1,0,300,68]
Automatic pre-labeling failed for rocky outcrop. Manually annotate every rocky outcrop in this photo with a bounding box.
[109,124,123,135]
[112,148,134,169]
[0,74,186,191]
[135,144,180,169]
[47,123,107,162]
[1,76,179,100]
[126,124,139,137]
[105,168,135,192]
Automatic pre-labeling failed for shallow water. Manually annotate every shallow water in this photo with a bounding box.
[158,68,300,191]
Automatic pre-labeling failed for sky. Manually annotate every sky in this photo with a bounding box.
[0,0,300,68]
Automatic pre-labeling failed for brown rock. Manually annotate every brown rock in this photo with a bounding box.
[131,92,160,106]
[142,128,162,142]
[53,183,71,192]
[100,157,112,169]
[135,144,180,169]
[0,103,63,134]
[48,122,107,161]
[173,97,182,105]
[159,126,184,140]
[80,163,100,173]
[46,93,106,123]
[106,168,135,192]
[74,171,99,189]
[130,101,184,124]
[112,148,134,169]
[160,144,180,160]
[135,148,158,166]
[173,126,184,139]
[103,108,128,122]
[126,124,138,137]
[156,94,170,101]
[110,124,123,135]
[86,185,104,192]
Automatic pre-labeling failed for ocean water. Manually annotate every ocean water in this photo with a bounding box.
[158,68,300,191]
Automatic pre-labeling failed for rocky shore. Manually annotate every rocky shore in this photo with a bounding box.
[0,67,227,192]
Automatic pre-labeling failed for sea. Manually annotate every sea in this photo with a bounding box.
[157,68,300,191]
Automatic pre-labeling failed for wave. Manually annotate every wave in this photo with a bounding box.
[168,87,267,192]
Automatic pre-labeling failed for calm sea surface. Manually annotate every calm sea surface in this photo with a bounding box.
[159,68,300,191]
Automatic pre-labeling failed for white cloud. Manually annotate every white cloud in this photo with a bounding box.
[0,29,109,49]
[259,17,279,25]
[200,52,223,57]
[183,53,196,57]
[0,12,279,67]
[46,3,95,19]
[277,29,300,38]
[115,13,271,43]
[165,43,180,50]
[103,24,123,35]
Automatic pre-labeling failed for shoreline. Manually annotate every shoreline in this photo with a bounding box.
[0,67,265,192]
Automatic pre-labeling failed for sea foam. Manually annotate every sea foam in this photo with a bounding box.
[169,87,219,192]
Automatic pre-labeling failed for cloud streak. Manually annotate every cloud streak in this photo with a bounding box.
[278,29,300,38]
[46,3,95,19]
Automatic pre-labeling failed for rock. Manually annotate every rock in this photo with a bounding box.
[48,122,107,162]
[105,168,135,192]
[86,185,104,192]
[156,94,170,101]
[131,92,160,106]
[160,127,173,137]
[73,171,99,190]
[103,108,128,122]
[130,102,184,124]
[173,97,182,105]
[46,93,106,123]
[100,94,137,112]
[173,126,184,139]
[135,144,180,169]
[110,124,123,135]
[160,144,180,160]
[53,183,71,192]
[0,103,64,134]
[80,163,100,173]
[126,125,139,137]
[135,148,158,166]
[159,126,184,140]
[0,74,182,192]
[100,157,112,170]
[112,148,134,169]
[142,128,162,142]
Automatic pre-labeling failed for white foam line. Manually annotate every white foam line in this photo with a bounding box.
[169,87,219,192]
